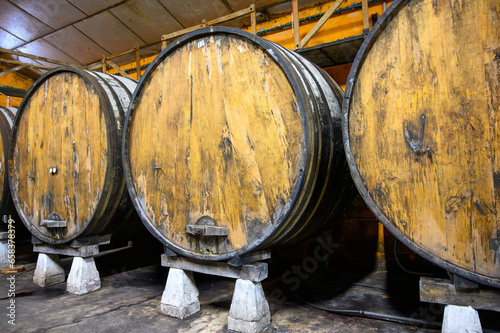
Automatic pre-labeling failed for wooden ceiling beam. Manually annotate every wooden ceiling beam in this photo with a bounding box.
[0,57,52,70]
[0,47,81,68]
[0,64,29,78]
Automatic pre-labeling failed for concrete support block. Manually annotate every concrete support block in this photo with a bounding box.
[67,257,101,295]
[160,268,200,319]
[0,235,10,268]
[442,305,482,333]
[228,279,271,333]
[33,253,65,287]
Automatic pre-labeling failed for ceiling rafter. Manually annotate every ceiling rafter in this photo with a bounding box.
[107,10,148,45]
[155,0,185,29]
[5,0,54,37]
[221,0,234,13]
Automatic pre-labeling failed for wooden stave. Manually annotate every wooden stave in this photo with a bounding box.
[81,71,138,237]
[9,67,137,244]
[123,27,353,260]
[0,107,17,216]
[341,0,500,288]
[258,42,353,247]
[123,28,315,261]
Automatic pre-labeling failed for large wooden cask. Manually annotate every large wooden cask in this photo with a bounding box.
[343,0,500,287]
[0,106,17,216]
[9,67,137,244]
[123,27,353,261]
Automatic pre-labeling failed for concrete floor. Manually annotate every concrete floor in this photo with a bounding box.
[0,257,440,333]
[1,220,498,333]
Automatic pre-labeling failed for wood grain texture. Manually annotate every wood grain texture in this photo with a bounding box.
[10,68,137,244]
[346,0,500,284]
[125,28,352,260]
[0,114,5,206]
[420,277,500,311]
[0,107,16,216]
[129,34,304,255]
[12,72,107,241]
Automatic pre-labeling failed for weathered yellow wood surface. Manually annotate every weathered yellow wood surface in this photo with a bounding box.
[0,115,6,204]
[0,107,16,215]
[129,34,304,255]
[11,72,108,241]
[347,0,500,281]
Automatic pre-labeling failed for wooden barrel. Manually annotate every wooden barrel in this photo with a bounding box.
[0,106,17,216]
[123,27,353,261]
[343,0,500,287]
[9,67,137,244]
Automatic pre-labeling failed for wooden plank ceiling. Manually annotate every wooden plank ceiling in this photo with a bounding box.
[0,0,332,70]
